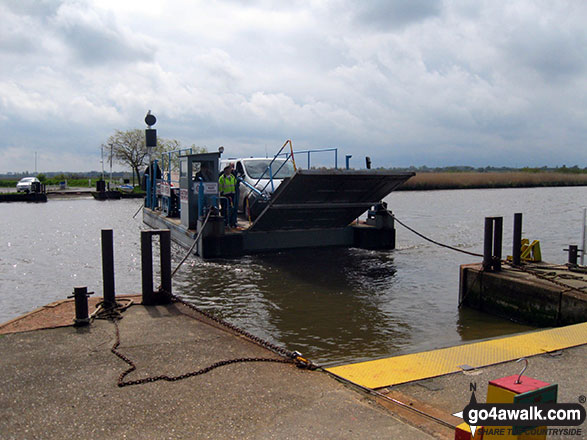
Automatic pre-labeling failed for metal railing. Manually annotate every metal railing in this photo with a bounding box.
[253,140,297,194]
[278,147,338,170]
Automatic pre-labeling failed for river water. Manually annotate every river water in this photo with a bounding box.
[1,186,585,366]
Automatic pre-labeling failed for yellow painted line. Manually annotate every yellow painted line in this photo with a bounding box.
[326,322,587,389]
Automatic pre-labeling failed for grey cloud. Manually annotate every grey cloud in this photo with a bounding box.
[2,0,61,18]
[504,26,587,81]
[53,5,155,66]
[351,0,443,30]
[1,1,155,66]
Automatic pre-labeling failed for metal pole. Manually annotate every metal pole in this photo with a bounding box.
[160,230,172,298]
[101,229,116,307]
[566,245,578,265]
[345,155,352,170]
[513,213,523,265]
[101,145,105,180]
[493,217,503,271]
[72,286,90,327]
[483,217,494,271]
[109,144,113,189]
[141,231,154,305]
[581,207,586,266]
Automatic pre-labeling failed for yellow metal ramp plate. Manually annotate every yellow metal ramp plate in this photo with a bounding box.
[326,322,587,389]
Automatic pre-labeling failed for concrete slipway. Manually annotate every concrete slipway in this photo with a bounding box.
[1,296,585,439]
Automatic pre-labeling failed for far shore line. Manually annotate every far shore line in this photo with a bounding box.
[1,172,586,195]
[396,171,587,191]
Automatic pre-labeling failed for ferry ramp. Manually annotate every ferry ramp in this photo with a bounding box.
[249,169,414,231]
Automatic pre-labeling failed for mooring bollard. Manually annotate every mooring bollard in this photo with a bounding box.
[483,217,503,272]
[493,216,503,272]
[101,229,116,307]
[483,217,494,271]
[68,286,93,326]
[564,245,578,266]
[141,229,172,305]
[512,213,523,266]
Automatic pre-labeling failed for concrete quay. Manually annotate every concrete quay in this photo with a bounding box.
[0,299,432,440]
[2,297,585,439]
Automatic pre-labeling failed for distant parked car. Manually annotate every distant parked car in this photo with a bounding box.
[16,177,40,193]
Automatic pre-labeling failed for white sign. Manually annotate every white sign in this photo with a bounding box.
[180,189,188,203]
[194,182,218,195]
[160,182,171,197]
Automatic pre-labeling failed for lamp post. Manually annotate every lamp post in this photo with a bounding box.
[145,111,157,208]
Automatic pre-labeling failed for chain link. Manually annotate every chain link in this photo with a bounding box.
[108,294,317,388]
[503,261,587,294]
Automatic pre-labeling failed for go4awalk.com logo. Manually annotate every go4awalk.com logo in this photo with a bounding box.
[453,390,586,438]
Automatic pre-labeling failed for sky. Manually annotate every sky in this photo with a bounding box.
[1,0,586,173]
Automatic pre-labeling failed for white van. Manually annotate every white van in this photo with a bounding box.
[220,157,295,213]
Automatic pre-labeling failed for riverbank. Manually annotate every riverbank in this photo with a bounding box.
[397,171,587,191]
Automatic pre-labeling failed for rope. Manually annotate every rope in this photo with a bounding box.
[170,209,212,279]
[132,201,144,219]
[390,214,484,258]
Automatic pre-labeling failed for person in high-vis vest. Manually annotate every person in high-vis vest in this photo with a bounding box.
[219,163,237,227]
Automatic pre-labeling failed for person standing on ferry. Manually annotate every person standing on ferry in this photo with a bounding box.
[219,163,237,227]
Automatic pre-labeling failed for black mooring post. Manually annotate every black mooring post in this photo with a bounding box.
[141,231,154,305]
[141,229,172,305]
[566,245,578,265]
[493,216,503,272]
[72,286,91,326]
[483,217,494,271]
[513,213,523,265]
[159,230,172,297]
[101,229,116,307]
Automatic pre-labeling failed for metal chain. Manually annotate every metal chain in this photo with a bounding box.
[169,293,296,359]
[110,318,293,388]
[502,261,587,295]
[108,294,317,388]
[390,214,586,295]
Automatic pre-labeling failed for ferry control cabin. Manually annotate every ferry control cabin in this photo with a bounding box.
[142,150,414,259]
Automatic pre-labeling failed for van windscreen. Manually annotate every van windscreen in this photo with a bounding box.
[244,160,295,179]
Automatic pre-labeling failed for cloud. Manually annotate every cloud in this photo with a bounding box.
[52,2,155,66]
[0,0,586,172]
[349,0,443,30]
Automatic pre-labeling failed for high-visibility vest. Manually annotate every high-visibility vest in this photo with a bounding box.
[219,174,236,195]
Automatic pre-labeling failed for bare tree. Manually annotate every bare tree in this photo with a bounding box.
[103,129,206,185]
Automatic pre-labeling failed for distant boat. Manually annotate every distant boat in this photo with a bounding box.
[91,190,121,200]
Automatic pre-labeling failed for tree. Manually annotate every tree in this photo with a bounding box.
[103,129,206,185]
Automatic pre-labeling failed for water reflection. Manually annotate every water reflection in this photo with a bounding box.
[176,247,412,366]
[456,307,535,342]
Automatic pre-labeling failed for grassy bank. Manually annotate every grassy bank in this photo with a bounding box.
[398,172,587,191]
